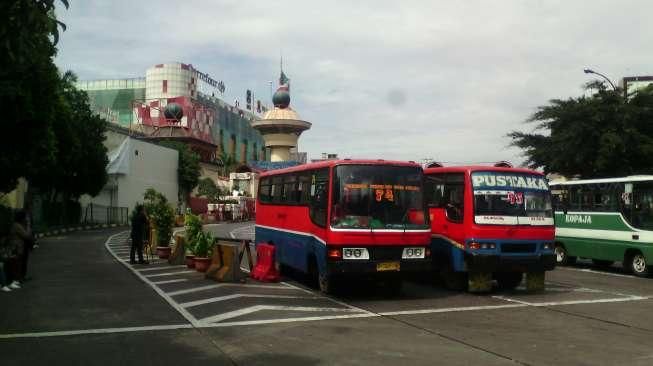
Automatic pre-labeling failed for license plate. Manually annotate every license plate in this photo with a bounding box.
[376,261,400,272]
[402,247,425,259]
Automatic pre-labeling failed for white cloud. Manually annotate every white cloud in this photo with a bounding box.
[55,0,653,165]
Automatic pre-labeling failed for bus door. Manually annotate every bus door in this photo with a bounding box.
[427,173,467,266]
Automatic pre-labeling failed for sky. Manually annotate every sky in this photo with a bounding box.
[54,0,653,166]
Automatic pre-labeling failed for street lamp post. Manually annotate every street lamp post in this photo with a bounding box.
[583,68,617,91]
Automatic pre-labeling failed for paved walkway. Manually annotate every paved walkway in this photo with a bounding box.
[0,229,234,365]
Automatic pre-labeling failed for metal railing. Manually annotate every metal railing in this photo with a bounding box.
[83,203,129,225]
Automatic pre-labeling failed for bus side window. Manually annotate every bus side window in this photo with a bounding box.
[259,177,271,203]
[272,177,283,203]
[444,173,464,222]
[299,174,311,204]
[309,169,329,227]
[425,175,446,207]
[283,174,297,204]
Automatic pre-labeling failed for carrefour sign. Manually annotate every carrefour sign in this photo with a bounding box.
[472,172,548,191]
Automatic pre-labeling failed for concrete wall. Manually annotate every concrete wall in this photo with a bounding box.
[118,138,179,212]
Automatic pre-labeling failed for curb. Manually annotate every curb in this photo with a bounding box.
[35,224,129,239]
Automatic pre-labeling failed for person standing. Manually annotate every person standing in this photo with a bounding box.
[7,210,33,285]
[130,205,149,265]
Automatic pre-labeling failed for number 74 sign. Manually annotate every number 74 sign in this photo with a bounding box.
[507,192,523,205]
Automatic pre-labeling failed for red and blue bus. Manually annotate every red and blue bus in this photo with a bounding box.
[256,159,432,293]
[424,164,556,292]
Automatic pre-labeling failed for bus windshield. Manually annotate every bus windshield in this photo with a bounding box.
[471,171,553,225]
[331,165,428,230]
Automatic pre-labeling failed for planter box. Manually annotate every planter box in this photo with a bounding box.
[193,257,211,272]
[185,255,196,268]
[156,246,172,259]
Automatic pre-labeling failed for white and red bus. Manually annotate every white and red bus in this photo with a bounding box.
[424,164,556,291]
[256,159,432,293]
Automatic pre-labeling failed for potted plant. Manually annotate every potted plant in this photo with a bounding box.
[184,212,203,268]
[144,188,175,259]
[192,231,214,272]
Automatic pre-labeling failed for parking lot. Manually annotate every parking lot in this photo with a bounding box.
[4,226,653,365]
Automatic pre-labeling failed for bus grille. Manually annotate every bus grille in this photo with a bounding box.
[371,247,403,260]
[500,243,536,253]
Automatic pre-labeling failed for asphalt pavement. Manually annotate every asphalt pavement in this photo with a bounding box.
[3,223,653,365]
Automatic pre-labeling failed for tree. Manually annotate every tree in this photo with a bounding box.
[508,83,653,178]
[29,71,109,202]
[217,151,238,177]
[159,141,201,206]
[197,177,223,203]
[0,0,69,192]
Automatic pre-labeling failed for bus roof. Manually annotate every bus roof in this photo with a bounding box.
[259,159,421,177]
[549,175,653,186]
[424,165,544,176]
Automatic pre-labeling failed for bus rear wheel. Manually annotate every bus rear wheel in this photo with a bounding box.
[628,252,649,277]
[496,272,523,290]
[555,244,576,265]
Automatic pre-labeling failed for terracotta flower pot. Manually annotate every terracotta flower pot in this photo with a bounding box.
[185,255,196,268]
[156,246,171,259]
[193,257,211,272]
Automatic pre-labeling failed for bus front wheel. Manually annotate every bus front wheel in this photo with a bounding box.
[555,244,576,265]
[318,273,338,294]
[627,252,649,277]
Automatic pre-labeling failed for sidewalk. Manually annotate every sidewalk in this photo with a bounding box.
[0,229,234,366]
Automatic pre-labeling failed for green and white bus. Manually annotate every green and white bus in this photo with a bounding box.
[550,176,653,276]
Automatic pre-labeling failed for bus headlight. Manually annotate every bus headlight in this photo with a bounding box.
[542,243,554,250]
[468,242,496,250]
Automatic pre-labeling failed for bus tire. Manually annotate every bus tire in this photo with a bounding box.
[318,273,338,294]
[555,244,576,265]
[496,272,523,290]
[591,259,614,267]
[627,251,649,277]
[440,265,468,291]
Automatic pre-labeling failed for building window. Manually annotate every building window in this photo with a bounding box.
[162,80,167,93]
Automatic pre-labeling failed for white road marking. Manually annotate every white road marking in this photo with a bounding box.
[494,295,651,307]
[151,279,189,285]
[138,265,187,272]
[179,294,320,308]
[199,305,361,324]
[229,224,255,239]
[144,270,195,278]
[0,324,193,339]
[559,267,638,279]
[201,313,378,327]
[105,232,201,327]
[379,304,527,316]
[167,283,292,297]
[281,281,376,315]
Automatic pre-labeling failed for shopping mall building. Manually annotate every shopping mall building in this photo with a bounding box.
[77,62,268,165]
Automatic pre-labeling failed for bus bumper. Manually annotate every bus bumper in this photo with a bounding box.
[327,259,432,275]
[465,253,556,272]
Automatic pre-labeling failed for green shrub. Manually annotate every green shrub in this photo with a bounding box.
[143,188,175,247]
[184,212,203,253]
[192,231,214,258]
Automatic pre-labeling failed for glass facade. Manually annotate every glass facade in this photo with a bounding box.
[78,71,267,163]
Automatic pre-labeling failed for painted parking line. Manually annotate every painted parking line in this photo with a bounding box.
[0,324,194,339]
[199,305,362,324]
[144,270,195,278]
[167,283,293,297]
[179,294,321,308]
[493,294,651,307]
[559,266,639,279]
[138,265,187,272]
[151,279,189,285]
